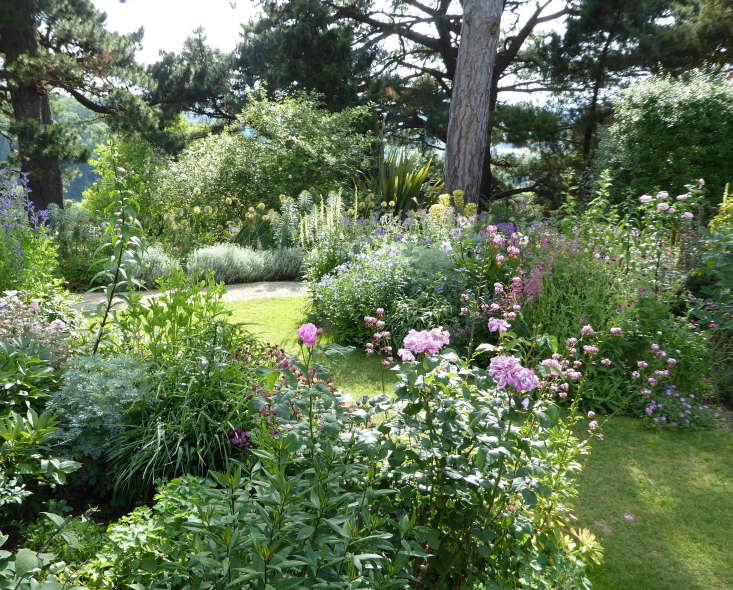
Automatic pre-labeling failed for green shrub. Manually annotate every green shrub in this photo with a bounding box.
[82,136,168,235]
[576,295,714,420]
[186,244,303,284]
[0,290,78,415]
[155,93,375,254]
[107,326,270,501]
[47,202,106,289]
[97,272,271,500]
[596,69,733,212]
[0,410,80,510]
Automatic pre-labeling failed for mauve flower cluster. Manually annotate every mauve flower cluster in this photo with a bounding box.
[638,189,698,224]
[228,428,254,451]
[489,355,539,393]
[398,327,450,363]
[0,291,69,357]
[233,343,338,437]
[364,308,394,366]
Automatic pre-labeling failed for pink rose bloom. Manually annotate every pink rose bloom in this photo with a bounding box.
[682,211,693,220]
[639,195,652,203]
[580,325,594,336]
[588,420,598,430]
[507,246,520,257]
[494,282,504,294]
[488,317,510,334]
[429,327,450,347]
[657,202,670,211]
[297,323,318,347]
[541,358,563,377]
[610,327,622,335]
[587,411,596,418]
[495,254,505,263]
[600,358,611,366]
[397,348,416,363]
[489,356,539,392]
[402,329,431,354]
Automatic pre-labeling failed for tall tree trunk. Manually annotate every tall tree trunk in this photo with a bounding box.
[0,1,64,211]
[444,0,503,204]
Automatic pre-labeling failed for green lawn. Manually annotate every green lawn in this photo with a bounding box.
[226,296,733,590]
[227,297,397,399]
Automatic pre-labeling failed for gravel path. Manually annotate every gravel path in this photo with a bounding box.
[74,281,308,312]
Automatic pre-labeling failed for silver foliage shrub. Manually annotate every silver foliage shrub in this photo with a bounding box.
[186,244,303,284]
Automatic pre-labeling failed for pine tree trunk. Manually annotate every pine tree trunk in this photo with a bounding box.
[0,1,64,211]
[444,0,502,204]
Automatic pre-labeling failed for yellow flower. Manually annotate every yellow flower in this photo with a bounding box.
[438,193,451,207]
[381,201,388,208]
[192,206,201,215]
[257,202,266,210]
[464,203,478,216]
[452,189,464,211]
[225,197,233,205]
[248,206,255,213]
[193,187,201,196]
[388,200,396,207]
[429,203,446,220]
[279,194,286,202]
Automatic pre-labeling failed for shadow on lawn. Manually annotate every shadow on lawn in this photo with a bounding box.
[576,418,733,590]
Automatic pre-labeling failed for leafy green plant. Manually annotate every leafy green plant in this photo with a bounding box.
[0,512,89,589]
[0,410,80,509]
[87,165,145,356]
[82,136,168,237]
[0,338,57,415]
[369,147,436,212]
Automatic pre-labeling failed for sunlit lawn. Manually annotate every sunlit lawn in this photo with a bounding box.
[227,296,397,399]
[226,296,733,590]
